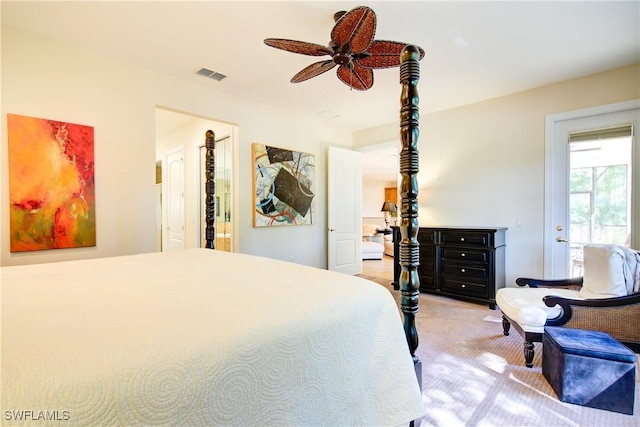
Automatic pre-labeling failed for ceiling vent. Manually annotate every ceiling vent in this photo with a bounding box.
[196,68,226,81]
[317,110,340,120]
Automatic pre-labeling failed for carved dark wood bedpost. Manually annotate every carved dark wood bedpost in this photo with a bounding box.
[205,130,216,249]
[399,45,422,398]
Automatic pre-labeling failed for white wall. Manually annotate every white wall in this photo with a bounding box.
[1,27,351,267]
[354,64,640,286]
[362,186,384,218]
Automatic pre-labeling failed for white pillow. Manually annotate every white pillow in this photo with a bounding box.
[621,246,640,294]
[579,244,629,299]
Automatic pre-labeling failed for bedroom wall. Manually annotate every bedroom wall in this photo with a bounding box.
[353,64,640,286]
[0,27,351,267]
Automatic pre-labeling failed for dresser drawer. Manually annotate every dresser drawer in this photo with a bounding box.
[440,231,491,247]
[418,230,437,244]
[441,247,489,263]
[419,274,436,290]
[441,279,487,298]
[420,244,436,261]
[442,263,489,282]
[418,259,435,275]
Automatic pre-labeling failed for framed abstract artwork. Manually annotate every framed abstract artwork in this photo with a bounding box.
[252,143,315,227]
[7,114,96,252]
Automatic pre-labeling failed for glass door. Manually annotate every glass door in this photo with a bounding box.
[568,128,632,276]
[546,102,639,279]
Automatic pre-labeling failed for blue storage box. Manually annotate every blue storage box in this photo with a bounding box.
[543,326,636,415]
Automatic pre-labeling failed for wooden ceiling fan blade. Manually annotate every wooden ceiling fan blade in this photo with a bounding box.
[336,63,373,91]
[264,38,333,56]
[291,60,337,83]
[331,6,376,53]
[358,41,425,69]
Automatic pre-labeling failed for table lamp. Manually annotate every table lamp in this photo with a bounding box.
[380,201,397,229]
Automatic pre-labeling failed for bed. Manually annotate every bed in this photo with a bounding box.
[1,46,423,425]
[2,249,422,425]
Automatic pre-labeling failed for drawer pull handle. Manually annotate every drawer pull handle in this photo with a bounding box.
[460,237,465,241]
[461,268,466,273]
[461,253,466,257]
[462,284,466,288]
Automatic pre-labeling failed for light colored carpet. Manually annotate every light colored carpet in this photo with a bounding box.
[358,274,640,427]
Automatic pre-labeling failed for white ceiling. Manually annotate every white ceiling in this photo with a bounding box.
[3,1,639,187]
[3,1,638,133]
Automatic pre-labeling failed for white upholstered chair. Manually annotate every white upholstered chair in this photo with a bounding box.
[383,233,394,257]
[362,223,384,260]
[496,244,640,367]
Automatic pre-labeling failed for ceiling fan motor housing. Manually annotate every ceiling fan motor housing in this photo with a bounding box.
[333,52,351,65]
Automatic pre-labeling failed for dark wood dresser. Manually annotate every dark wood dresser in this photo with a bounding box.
[392,226,507,309]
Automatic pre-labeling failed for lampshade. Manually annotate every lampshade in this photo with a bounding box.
[380,201,397,213]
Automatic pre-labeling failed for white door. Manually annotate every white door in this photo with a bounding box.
[155,183,162,251]
[545,100,639,278]
[328,146,362,274]
[165,148,185,251]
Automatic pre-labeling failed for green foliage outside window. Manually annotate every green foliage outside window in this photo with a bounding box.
[569,165,628,245]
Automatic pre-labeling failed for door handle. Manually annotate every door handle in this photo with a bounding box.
[329,228,336,232]
[556,237,568,242]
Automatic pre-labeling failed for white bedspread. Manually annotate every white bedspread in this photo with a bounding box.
[1,249,423,426]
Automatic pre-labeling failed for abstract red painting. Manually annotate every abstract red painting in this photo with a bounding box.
[7,114,96,252]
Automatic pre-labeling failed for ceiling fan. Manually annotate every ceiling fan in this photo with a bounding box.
[264,6,425,91]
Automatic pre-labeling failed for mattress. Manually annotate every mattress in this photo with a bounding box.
[1,249,423,425]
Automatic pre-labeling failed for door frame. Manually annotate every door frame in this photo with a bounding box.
[544,99,640,278]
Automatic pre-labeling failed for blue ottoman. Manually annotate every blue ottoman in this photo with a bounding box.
[543,326,636,415]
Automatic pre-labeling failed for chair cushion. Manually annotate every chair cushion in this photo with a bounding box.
[362,241,384,260]
[496,287,582,333]
[580,244,639,299]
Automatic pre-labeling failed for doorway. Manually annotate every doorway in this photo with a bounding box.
[155,108,238,252]
[359,142,400,279]
[544,100,639,278]
[361,142,400,222]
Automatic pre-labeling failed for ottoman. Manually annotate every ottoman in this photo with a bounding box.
[543,326,636,415]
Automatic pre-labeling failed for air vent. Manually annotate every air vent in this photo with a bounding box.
[317,110,340,120]
[196,68,227,81]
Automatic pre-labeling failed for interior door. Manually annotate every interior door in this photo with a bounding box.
[328,146,362,274]
[165,147,185,251]
[545,101,639,278]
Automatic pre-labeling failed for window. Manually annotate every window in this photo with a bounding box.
[568,126,632,275]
